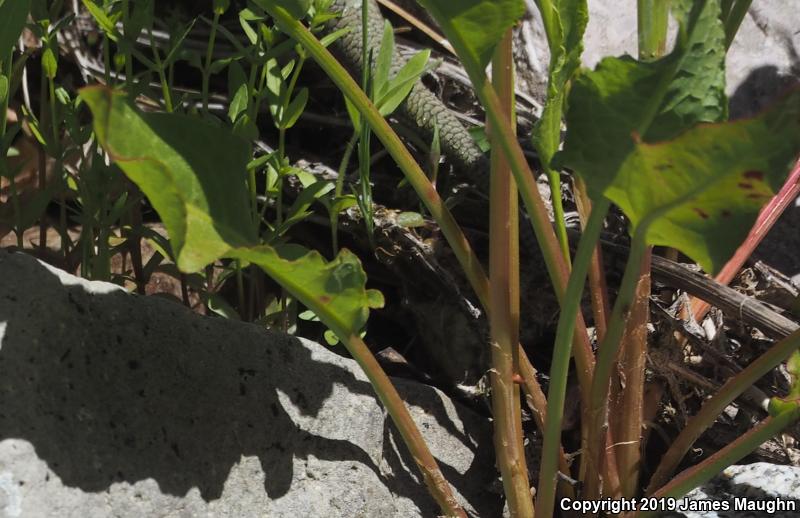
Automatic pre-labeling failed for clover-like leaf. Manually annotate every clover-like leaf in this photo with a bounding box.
[80,86,256,272]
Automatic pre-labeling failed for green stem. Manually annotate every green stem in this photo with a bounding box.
[263,13,566,513]
[202,11,221,114]
[637,0,670,61]
[149,30,173,112]
[647,327,800,493]
[332,131,359,256]
[584,226,649,500]
[632,409,800,518]
[358,0,374,248]
[122,0,133,87]
[723,0,752,49]
[1,50,11,134]
[48,75,67,257]
[489,29,533,518]
[265,4,489,311]
[536,198,610,518]
[471,71,597,406]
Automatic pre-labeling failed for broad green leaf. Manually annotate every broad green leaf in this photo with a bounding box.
[603,91,800,273]
[557,0,728,196]
[557,55,673,194]
[80,86,255,272]
[532,0,588,172]
[416,0,525,70]
[0,0,30,54]
[647,0,728,141]
[230,245,383,337]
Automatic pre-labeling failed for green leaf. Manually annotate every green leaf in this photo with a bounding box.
[344,96,361,132]
[415,0,525,69]
[397,211,425,228]
[41,45,57,79]
[0,74,8,104]
[597,91,800,273]
[374,21,394,99]
[206,292,241,320]
[253,0,311,20]
[376,49,431,117]
[646,0,728,141]
[82,0,119,41]
[557,0,729,196]
[80,86,256,272]
[270,179,333,238]
[532,0,588,171]
[230,245,383,337]
[281,87,308,129]
[323,329,340,346]
[228,83,249,122]
[0,0,30,54]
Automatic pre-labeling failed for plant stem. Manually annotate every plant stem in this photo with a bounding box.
[262,9,558,514]
[631,409,800,518]
[489,29,533,518]
[723,0,752,49]
[689,158,800,321]
[610,247,651,498]
[332,131,359,255]
[149,30,173,112]
[584,227,649,500]
[536,198,610,518]
[637,0,670,60]
[573,177,611,341]
[1,50,12,134]
[47,75,67,258]
[647,327,800,493]
[202,11,221,114]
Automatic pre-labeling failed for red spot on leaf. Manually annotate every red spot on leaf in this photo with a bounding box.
[319,295,332,304]
[738,182,753,190]
[746,193,768,200]
[743,170,764,181]
[693,207,709,219]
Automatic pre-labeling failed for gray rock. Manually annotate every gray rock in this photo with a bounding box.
[0,251,500,518]
[663,463,800,518]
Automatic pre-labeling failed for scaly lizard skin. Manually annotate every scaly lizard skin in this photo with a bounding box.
[326,0,488,181]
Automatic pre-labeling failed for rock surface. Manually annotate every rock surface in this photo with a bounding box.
[664,463,800,518]
[0,251,500,518]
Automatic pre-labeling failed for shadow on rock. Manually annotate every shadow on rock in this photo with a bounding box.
[0,251,497,516]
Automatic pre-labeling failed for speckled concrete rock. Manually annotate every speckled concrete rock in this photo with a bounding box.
[664,463,800,518]
[0,251,500,518]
